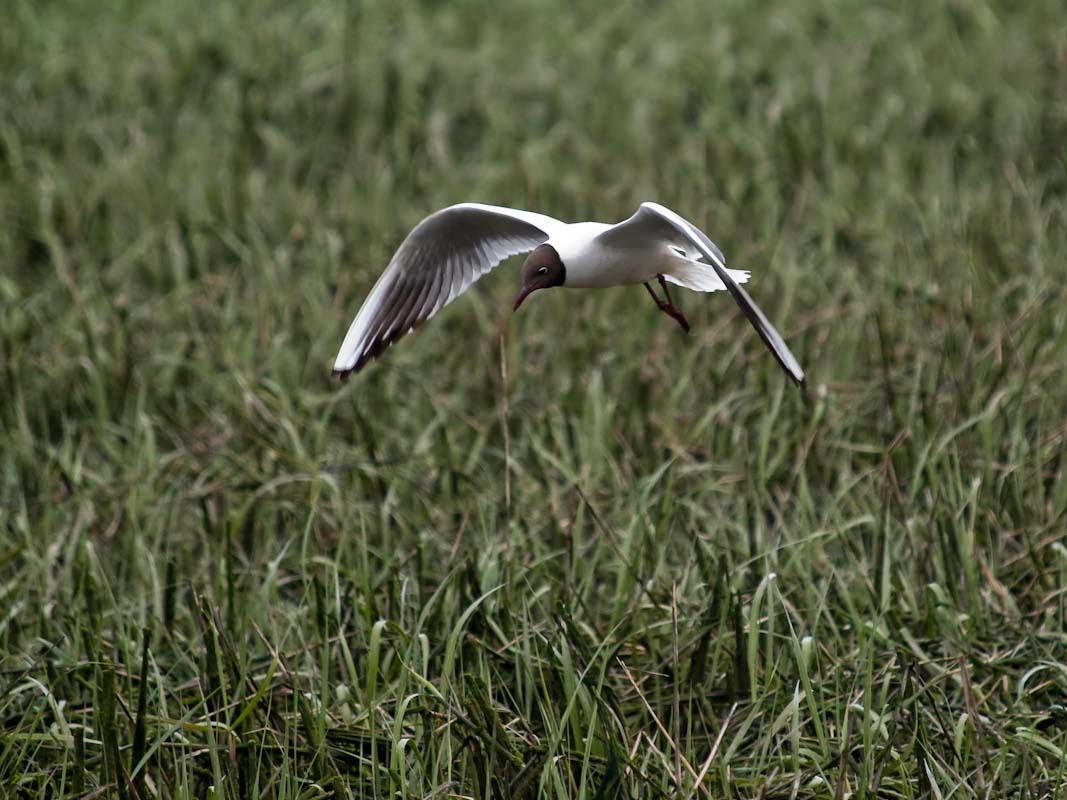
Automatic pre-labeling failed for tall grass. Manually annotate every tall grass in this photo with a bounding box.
[2,0,1066,796]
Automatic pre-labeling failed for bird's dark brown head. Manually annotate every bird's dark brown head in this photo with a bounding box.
[513,244,565,311]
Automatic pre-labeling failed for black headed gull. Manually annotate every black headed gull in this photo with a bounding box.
[333,202,805,385]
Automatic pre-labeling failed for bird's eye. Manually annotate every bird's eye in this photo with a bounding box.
[537,266,548,275]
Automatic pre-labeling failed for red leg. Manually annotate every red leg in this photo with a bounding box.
[643,282,662,307]
[644,276,691,333]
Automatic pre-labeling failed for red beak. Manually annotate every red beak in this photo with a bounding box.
[513,286,534,311]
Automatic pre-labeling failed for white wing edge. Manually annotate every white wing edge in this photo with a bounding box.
[449,202,568,239]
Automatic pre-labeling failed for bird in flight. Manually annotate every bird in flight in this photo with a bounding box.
[333,201,804,385]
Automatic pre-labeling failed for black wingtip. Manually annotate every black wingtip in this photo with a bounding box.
[329,327,408,381]
[331,351,375,380]
[332,352,375,379]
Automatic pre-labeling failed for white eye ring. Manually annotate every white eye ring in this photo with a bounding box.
[537,266,548,275]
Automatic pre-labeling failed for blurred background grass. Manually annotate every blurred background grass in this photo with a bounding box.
[2,0,1066,796]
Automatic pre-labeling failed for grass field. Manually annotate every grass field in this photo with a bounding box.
[2,0,1067,796]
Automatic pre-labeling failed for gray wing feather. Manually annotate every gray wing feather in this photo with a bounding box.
[333,203,564,375]
[599,202,805,385]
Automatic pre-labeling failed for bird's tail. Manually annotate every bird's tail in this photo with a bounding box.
[662,255,750,293]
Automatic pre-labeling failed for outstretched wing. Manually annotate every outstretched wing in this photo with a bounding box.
[333,203,566,376]
[597,202,805,385]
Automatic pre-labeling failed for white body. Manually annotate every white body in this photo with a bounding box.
[549,222,646,287]
[550,221,749,290]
